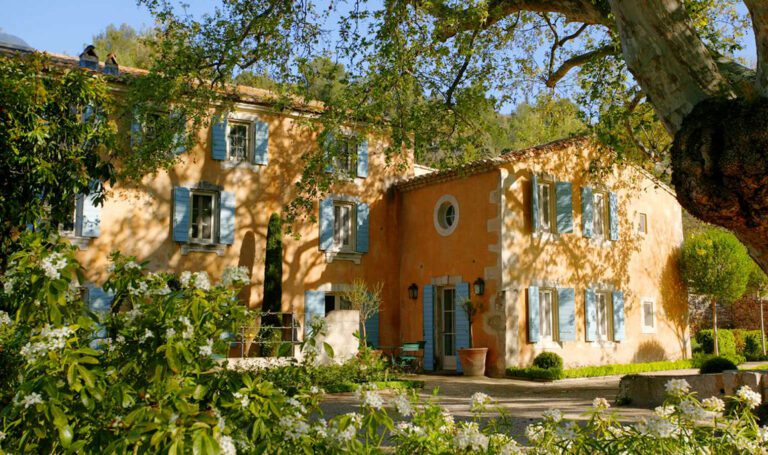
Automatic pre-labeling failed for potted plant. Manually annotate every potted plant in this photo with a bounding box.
[458,299,487,376]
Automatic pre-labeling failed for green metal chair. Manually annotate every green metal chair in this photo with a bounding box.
[397,341,426,373]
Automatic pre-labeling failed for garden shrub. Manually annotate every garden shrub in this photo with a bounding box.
[699,356,738,374]
[692,352,745,367]
[506,366,564,381]
[562,360,694,379]
[695,329,737,356]
[533,351,563,370]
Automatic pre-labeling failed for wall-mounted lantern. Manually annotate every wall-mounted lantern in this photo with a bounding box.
[473,277,485,296]
[408,283,419,300]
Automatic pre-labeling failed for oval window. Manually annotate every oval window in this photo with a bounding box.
[434,195,459,236]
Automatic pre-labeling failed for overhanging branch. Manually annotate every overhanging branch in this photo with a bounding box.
[545,45,615,88]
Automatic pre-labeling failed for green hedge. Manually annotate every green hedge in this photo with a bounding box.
[695,330,736,356]
[560,360,694,379]
[692,352,745,367]
[506,366,564,381]
[694,329,767,361]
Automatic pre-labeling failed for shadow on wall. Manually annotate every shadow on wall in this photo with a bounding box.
[238,230,257,308]
[633,339,669,362]
[659,250,690,358]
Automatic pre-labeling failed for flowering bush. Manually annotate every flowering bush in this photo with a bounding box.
[1,234,767,453]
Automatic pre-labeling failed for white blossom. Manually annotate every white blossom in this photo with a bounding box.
[199,338,214,357]
[124,260,141,271]
[140,329,154,343]
[0,430,6,441]
[180,271,192,287]
[125,305,142,322]
[701,396,725,413]
[525,424,545,444]
[279,414,310,440]
[0,311,12,326]
[758,426,768,443]
[470,392,492,411]
[127,281,149,297]
[654,405,675,418]
[41,252,67,280]
[165,328,176,339]
[233,391,250,408]
[394,422,425,438]
[217,434,237,455]
[543,408,563,422]
[737,385,762,409]
[555,421,578,442]
[391,393,413,416]
[454,423,489,452]
[20,392,43,409]
[356,389,384,410]
[664,378,691,397]
[286,397,307,414]
[179,316,194,340]
[2,276,16,294]
[592,397,610,410]
[636,416,680,438]
[490,434,523,455]
[221,266,251,287]
[20,325,75,363]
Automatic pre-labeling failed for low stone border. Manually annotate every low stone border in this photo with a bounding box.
[617,370,768,408]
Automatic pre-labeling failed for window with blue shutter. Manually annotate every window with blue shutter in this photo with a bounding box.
[172,187,191,242]
[364,310,379,349]
[88,286,114,346]
[80,191,101,238]
[585,289,598,342]
[211,116,228,160]
[304,290,326,337]
[527,286,540,343]
[557,288,576,341]
[613,291,625,341]
[455,282,470,373]
[356,203,370,253]
[581,187,594,238]
[555,182,573,234]
[356,139,369,178]
[219,191,236,245]
[423,284,435,371]
[531,175,539,233]
[319,198,334,251]
[171,111,187,155]
[253,120,269,165]
[609,192,619,241]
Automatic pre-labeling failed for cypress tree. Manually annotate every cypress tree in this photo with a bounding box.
[262,213,283,322]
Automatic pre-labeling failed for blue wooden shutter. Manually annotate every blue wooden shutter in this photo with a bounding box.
[423,284,435,371]
[364,310,379,349]
[555,182,573,234]
[88,286,114,313]
[211,116,227,160]
[172,187,191,242]
[356,202,370,253]
[252,120,269,165]
[531,175,539,233]
[319,198,334,251]
[581,187,594,238]
[304,290,326,337]
[455,282,471,373]
[356,139,369,178]
[609,192,619,241]
[527,286,540,343]
[557,288,576,341]
[80,191,102,238]
[219,191,236,245]
[613,291,625,341]
[585,289,597,342]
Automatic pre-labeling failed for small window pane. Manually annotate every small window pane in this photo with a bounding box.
[445,205,455,227]
[637,213,648,234]
[540,290,553,338]
[643,301,655,328]
[539,183,552,231]
[191,193,215,242]
[594,193,606,237]
[332,202,354,250]
[229,122,249,162]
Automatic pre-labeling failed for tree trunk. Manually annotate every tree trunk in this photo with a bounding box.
[761,300,766,356]
[712,299,719,356]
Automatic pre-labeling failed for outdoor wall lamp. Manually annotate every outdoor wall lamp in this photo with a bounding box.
[408,283,419,300]
[474,277,485,296]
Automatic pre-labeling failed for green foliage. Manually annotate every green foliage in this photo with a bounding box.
[692,352,745,368]
[561,360,694,379]
[506,366,564,381]
[695,329,737,356]
[747,261,768,299]
[341,280,382,347]
[92,23,154,69]
[505,94,586,152]
[699,357,738,374]
[680,228,752,305]
[532,352,563,370]
[262,213,283,315]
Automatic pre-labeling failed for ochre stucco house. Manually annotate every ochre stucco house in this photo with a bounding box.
[51,51,689,377]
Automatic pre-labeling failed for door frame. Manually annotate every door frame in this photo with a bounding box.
[435,286,457,371]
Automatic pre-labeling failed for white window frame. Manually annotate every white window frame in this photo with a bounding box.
[537,179,556,234]
[433,194,460,236]
[189,190,218,245]
[324,293,352,314]
[593,191,610,240]
[641,298,656,333]
[636,212,648,235]
[227,120,252,162]
[332,200,356,253]
[333,136,358,177]
[539,288,559,342]
[595,291,614,341]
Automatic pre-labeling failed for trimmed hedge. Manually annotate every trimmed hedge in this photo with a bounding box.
[533,352,563,370]
[561,360,694,379]
[692,352,745,367]
[699,357,738,374]
[506,366,564,381]
[695,330,736,356]
[694,328,767,361]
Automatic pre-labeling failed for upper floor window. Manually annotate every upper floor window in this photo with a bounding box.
[333,201,356,252]
[595,291,613,341]
[593,191,609,239]
[641,298,656,332]
[636,212,648,235]
[537,180,555,233]
[228,121,251,162]
[59,197,78,236]
[334,137,358,176]
[190,191,217,244]
[325,293,352,314]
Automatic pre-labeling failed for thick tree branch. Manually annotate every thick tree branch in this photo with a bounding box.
[417,0,612,41]
[545,45,615,88]
[744,0,768,96]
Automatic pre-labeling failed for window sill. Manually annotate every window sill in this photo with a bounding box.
[221,160,264,171]
[62,235,91,250]
[589,339,618,348]
[641,326,656,334]
[534,339,563,350]
[181,243,227,256]
[324,250,363,264]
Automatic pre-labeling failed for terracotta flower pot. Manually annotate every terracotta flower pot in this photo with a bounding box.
[458,347,488,376]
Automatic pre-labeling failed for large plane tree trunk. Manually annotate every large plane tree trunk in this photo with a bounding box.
[608,0,768,272]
